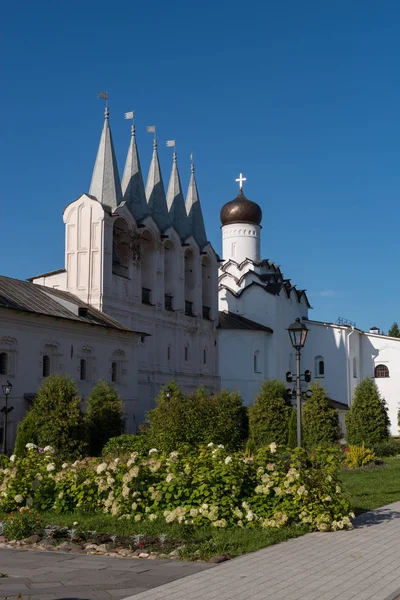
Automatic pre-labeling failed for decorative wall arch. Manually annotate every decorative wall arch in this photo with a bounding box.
[112,217,131,277]
[0,337,17,377]
[140,229,156,304]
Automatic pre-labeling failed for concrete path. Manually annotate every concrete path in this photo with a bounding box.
[125,500,400,600]
[0,548,213,600]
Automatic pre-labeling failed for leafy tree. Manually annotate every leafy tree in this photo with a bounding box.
[14,409,38,457]
[345,378,390,446]
[248,380,291,448]
[14,375,85,459]
[85,380,125,456]
[302,383,339,448]
[287,408,298,449]
[389,322,400,338]
[146,382,248,452]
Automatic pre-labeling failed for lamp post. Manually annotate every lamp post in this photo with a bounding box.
[287,318,309,447]
[1,381,13,455]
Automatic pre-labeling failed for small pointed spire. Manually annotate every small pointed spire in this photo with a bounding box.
[89,107,122,210]
[186,159,207,248]
[121,123,148,220]
[145,139,170,231]
[166,152,188,239]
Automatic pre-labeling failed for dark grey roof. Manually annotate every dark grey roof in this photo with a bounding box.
[27,268,66,282]
[0,275,137,333]
[218,310,273,333]
[327,398,350,411]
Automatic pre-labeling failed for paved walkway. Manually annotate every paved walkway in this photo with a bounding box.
[126,500,400,600]
[0,549,213,600]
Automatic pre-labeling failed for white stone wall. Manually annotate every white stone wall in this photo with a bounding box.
[32,193,220,420]
[222,224,261,263]
[0,309,139,448]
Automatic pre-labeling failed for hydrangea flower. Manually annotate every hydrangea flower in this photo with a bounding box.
[46,463,55,472]
[9,455,16,463]
[269,442,277,453]
[224,456,232,465]
[149,448,158,455]
[96,462,107,474]
[14,494,23,504]
[25,443,37,450]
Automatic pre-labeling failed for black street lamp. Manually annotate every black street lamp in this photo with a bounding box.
[1,380,13,455]
[165,387,172,400]
[287,318,309,447]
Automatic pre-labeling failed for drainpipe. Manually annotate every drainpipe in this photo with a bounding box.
[347,327,355,406]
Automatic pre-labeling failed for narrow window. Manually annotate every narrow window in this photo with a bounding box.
[184,347,188,362]
[42,355,50,378]
[0,352,8,375]
[318,360,325,376]
[353,357,357,378]
[375,364,389,378]
[111,361,118,383]
[167,345,171,361]
[80,358,87,381]
[203,349,207,365]
[231,243,236,257]
[254,351,260,373]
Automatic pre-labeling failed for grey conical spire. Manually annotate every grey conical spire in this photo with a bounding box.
[166,152,189,239]
[121,124,148,220]
[145,139,170,231]
[186,162,207,248]
[89,107,122,210]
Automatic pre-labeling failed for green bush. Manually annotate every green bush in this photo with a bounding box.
[345,444,376,469]
[85,380,124,456]
[146,383,248,453]
[14,410,38,457]
[287,409,298,449]
[248,380,291,448]
[14,375,86,460]
[302,383,339,449]
[345,378,390,446]
[1,443,354,532]
[1,507,42,540]
[102,434,150,458]
[371,438,400,457]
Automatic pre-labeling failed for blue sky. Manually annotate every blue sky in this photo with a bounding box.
[2,0,400,332]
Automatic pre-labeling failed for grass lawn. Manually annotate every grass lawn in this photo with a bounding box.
[340,457,400,514]
[26,511,308,560]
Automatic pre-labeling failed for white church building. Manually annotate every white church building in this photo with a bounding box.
[0,106,399,447]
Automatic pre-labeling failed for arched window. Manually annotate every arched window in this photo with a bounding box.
[110,350,126,385]
[315,356,324,377]
[42,355,50,378]
[353,357,357,378]
[201,256,212,320]
[203,349,207,365]
[80,358,87,381]
[184,249,195,316]
[140,230,155,305]
[375,364,389,378]
[112,218,130,278]
[0,352,8,375]
[111,361,117,383]
[164,240,177,311]
[254,351,261,373]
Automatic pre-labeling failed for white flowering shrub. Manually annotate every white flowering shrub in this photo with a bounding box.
[0,443,353,531]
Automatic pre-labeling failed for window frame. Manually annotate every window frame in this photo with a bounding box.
[375,364,389,378]
[0,352,8,376]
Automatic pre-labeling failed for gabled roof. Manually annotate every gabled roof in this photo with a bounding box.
[145,140,170,232]
[89,108,123,210]
[186,163,207,248]
[166,153,188,239]
[121,124,148,220]
[0,276,142,334]
[218,310,273,333]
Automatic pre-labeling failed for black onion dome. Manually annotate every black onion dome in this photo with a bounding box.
[220,190,262,226]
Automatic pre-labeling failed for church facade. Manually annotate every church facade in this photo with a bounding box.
[0,107,399,448]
